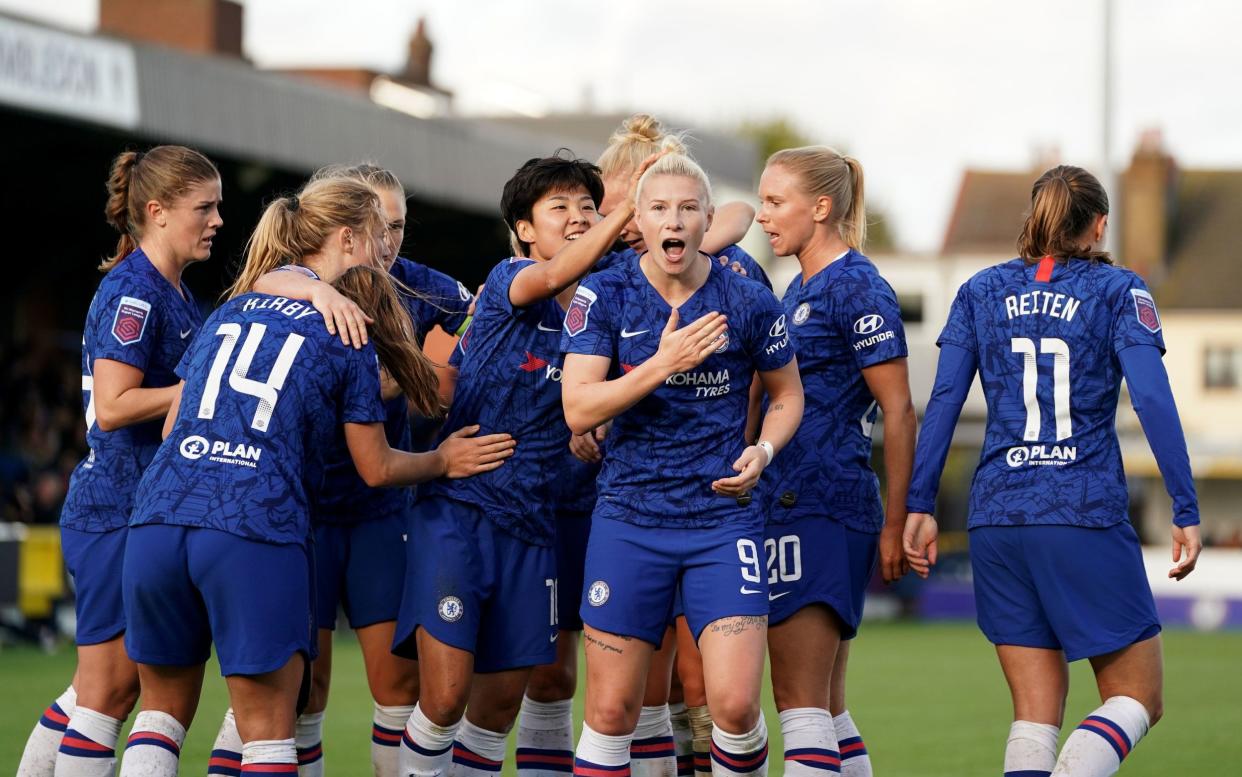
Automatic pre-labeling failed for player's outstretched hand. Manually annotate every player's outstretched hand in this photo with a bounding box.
[310,283,373,348]
[1169,523,1202,581]
[569,429,602,464]
[903,512,939,579]
[653,309,729,375]
[438,424,516,478]
[879,522,910,583]
[711,445,766,498]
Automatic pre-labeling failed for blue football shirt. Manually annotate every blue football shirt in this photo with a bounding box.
[420,258,571,546]
[561,256,793,528]
[61,250,204,533]
[317,257,473,522]
[765,250,908,533]
[389,256,473,344]
[130,293,386,545]
[936,257,1166,528]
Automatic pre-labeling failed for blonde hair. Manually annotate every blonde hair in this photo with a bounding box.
[1016,165,1112,264]
[226,177,385,300]
[767,146,866,249]
[312,162,405,198]
[598,114,668,177]
[331,266,442,418]
[635,136,714,207]
[102,145,219,271]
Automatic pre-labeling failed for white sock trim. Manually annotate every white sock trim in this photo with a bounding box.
[520,696,574,730]
[457,719,508,762]
[241,738,297,765]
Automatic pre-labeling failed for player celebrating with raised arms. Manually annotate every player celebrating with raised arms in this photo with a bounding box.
[561,142,803,777]
[391,150,657,777]
[15,145,221,777]
[904,165,1201,777]
[755,147,915,777]
[115,180,513,777]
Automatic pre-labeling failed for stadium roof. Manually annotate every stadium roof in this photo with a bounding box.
[0,11,754,216]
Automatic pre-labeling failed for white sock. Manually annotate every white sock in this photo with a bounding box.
[18,685,76,777]
[373,703,416,777]
[669,702,693,777]
[779,708,838,776]
[516,696,574,776]
[400,703,460,777]
[295,711,324,777]
[710,718,768,777]
[1052,696,1151,777]
[687,706,713,777]
[1004,720,1059,777]
[832,711,871,777]
[208,709,243,776]
[55,706,122,777]
[573,722,631,775]
[119,711,185,777]
[631,706,675,777]
[241,738,297,773]
[449,719,507,777]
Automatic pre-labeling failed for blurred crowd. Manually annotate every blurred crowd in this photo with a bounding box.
[0,331,88,526]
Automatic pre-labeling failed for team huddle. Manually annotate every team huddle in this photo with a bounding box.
[17,115,1201,777]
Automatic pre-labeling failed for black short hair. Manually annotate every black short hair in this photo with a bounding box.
[501,149,605,256]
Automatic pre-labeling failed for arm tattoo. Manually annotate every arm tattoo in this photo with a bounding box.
[771,403,784,411]
[706,615,767,637]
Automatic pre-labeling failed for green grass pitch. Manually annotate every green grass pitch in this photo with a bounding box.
[3,622,1239,775]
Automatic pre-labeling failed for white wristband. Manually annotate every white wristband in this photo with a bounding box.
[756,440,774,466]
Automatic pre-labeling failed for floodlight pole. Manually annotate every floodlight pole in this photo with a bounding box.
[1103,0,1119,254]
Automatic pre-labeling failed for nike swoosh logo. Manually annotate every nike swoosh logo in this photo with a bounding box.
[621,329,649,338]
[739,586,762,595]
[769,591,791,601]
[537,323,560,332]
[550,633,558,643]
[179,328,193,339]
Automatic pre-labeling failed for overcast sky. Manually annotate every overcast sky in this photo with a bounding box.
[6,0,1241,252]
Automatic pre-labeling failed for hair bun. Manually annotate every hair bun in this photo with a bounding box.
[620,113,664,143]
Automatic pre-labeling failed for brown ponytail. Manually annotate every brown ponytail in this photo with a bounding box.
[1017,165,1112,264]
[331,266,442,418]
[766,146,867,249]
[101,145,219,272]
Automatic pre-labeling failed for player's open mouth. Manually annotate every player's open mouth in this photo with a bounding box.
[764,231,779,245]
[565,231,585,240]
[662,238,686,261]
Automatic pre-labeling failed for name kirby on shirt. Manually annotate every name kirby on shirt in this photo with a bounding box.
[1003,290,1082,321]
[240,295,321,319]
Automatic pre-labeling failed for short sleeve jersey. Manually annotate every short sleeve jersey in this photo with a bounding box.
[561,258,794,528]
[939,257,1165,529]
[388,256,473,344]
[420,258,571,546]
[766,250,908,533]
[554,245,770,516]
[60,250,204,532]
[130,293,386,545]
